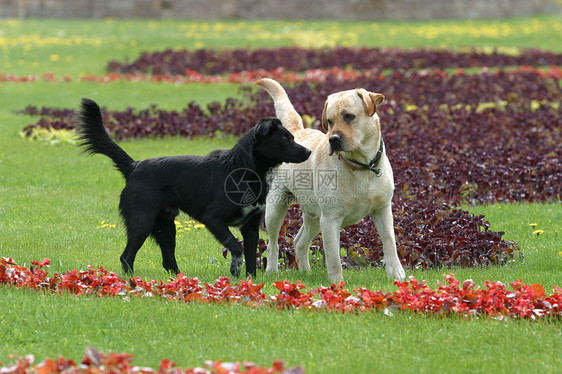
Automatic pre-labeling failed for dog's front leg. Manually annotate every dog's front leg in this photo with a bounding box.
[372,204,406,281]
[320,215,344,282]
[240,214,261,278]
[204,220,244,277]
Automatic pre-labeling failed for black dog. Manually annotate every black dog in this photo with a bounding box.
[77,98,310,277]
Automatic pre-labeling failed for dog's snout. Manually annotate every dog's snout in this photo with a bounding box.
[293,144,311,163]
[328,133,344,156]
[329,134,342,148]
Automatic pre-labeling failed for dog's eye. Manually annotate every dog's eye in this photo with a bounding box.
[283,136,290,143]
[327,119,333,127]
[343,113,355,122]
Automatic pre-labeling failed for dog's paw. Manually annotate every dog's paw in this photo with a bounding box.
[385,260,406,281]
[328,275,344,283]
[265,262,279,272]
[327,267,344,283]
[230,256,243,278]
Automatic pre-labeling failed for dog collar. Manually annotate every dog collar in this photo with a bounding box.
[336,138,384,176]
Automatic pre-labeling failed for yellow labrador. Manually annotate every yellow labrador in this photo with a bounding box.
[255,78,405,282]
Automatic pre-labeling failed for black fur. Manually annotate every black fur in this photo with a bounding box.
[77,98,310,277]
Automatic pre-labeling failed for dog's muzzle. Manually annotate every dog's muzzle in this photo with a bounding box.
[298,147,312,162]
[328,134,343,156]
[288,145,311,163]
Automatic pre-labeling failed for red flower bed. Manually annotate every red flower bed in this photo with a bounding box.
[1,67,360,84]
[0,346,302,374]
[1,258,560,320]
[4,65,560,85]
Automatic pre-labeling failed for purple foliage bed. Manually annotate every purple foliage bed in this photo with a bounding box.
[18,50,562,271]
[106,47,562,75]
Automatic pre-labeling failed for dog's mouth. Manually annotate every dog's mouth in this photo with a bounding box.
[329,143,360,157]
[329,144,351,156]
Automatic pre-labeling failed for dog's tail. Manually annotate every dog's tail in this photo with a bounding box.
[77,98,136,180]
[254,78,304,134]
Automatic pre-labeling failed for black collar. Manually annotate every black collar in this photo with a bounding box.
[337,138,384,176]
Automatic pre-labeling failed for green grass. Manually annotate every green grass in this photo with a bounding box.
[1,289,560,373]
[2,16,562,77]
[1,17,561,373]
[0,81,241,111]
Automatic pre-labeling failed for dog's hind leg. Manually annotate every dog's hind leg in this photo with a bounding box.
[151,216,180,274]
[240,214,261,277]
[293,212,320,272]
[264,197,289,272]
[120,223,153,274]
[119,187,160,274]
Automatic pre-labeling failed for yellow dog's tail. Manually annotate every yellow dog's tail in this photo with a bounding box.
[254,78,304,134]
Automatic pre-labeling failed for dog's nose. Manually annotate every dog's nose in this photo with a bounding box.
[329,134,342,148]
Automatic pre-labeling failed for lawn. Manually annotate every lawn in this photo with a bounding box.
[0,16,561,373]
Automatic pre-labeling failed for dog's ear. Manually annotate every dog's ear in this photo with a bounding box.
[356,89,385,117]
[321,100,329,131]
[256,118,279,136]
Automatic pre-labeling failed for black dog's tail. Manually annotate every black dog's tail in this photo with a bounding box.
[77,98,136,180]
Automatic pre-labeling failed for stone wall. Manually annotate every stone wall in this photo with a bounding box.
[1,0,561,20]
